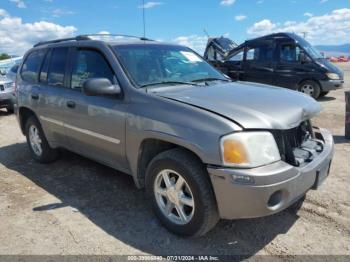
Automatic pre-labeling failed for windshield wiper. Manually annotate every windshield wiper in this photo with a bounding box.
[140,81,199,88]
[191,77,231,83]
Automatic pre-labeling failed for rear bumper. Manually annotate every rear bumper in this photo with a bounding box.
[208,128,334,219]
[319,79,344,91]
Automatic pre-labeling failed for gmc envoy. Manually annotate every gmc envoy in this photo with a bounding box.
[15,35,334,237]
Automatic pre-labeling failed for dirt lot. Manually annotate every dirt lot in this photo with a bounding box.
[0,64,349,258]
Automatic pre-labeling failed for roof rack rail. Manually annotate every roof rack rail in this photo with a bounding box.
[33,34,153,47]
[78,34,153,41]
[33,35,90,47]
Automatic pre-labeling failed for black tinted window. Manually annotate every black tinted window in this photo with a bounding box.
[246,43,274,62]
[71,49,114,89]
[21,50,45,83]
[40,50,51,83]
[280,43,301,62]
[48,48,68,87]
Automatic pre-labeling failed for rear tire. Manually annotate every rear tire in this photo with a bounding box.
[298,80,321,99]
[145,148,219,237]
[25,116,59,163]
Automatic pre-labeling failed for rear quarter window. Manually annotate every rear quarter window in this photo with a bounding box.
[21,49,45,83]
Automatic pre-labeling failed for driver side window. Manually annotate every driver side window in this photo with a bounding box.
[71,49,114,90]
[280,43,301,62]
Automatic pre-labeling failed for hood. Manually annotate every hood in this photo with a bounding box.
[317,58,344,79]
[153,82,321,130]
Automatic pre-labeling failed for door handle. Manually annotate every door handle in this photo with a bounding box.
[66,100,76,109]
[31,93,39,100]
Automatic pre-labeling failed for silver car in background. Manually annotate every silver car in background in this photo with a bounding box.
[0,76,15,113]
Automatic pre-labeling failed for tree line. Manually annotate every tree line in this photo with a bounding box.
[0,53,11,61]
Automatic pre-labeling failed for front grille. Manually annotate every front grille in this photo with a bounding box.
[0,85,4,91]
[271,121,313,166]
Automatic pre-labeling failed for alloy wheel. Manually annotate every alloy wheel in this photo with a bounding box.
[154,169,195,225]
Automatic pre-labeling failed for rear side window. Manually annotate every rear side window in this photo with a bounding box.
[48,48,68,87]
[71,49,114,89]
[21,50,45,83]
[246,43,274,62]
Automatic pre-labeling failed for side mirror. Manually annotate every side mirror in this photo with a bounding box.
[82,78,121,97]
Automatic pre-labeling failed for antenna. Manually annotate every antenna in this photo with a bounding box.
[142,0,146,38]
[203,29,210,38]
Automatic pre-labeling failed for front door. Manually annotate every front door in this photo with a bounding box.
[274,41,310,90]
[63,47,128,171]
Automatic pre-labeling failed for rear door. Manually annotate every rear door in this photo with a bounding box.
[242,40,276,85]
[34,47,70,146]
[62,47,128,171]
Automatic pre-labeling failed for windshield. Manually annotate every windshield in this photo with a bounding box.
[113,44,226,87]
[296,37,323,59]
[213,37,237,52]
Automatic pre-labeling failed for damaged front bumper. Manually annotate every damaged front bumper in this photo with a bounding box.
[208,128,334,219]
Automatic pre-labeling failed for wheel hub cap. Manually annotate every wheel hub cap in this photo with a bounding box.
[29,125,42,156]
[154,169,195,225]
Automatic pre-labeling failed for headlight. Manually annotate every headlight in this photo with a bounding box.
[326,72,340,80]
[220,132,281,168]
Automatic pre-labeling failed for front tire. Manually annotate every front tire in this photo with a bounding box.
[145,148,219,237]
[319,91,329,98]
[25,116,59,163]
[298,80,321,99]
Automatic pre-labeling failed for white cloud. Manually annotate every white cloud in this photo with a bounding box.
[220,0,236,6]
[52,8,75,18]
[235,15,247,21]
[9,0,26,9]
[304,12,313,17]
[0,9,76,55]
[173,35,208,54]
[138,2,163,9]
[247,8,350,45]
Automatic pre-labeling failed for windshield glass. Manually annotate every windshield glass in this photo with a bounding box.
[296,37,323,59]
[113,44,226,87]
[213,37,237,52]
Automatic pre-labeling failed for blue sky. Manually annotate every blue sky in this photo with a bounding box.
[0,0,350,55]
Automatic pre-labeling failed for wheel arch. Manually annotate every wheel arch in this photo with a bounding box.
[134,136,206,189]
[297,78,322,91]
[18,107,38,134]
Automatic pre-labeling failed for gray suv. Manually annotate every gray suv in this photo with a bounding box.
[15,35,334,237]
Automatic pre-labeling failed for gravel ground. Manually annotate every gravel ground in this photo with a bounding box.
[0,63,349,257]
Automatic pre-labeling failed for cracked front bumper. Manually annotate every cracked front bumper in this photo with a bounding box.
[208,128,334,219]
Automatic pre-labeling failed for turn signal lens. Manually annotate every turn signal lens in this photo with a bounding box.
[223,139,248,164]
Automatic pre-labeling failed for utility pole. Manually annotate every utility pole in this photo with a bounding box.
[142,0,146,38]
